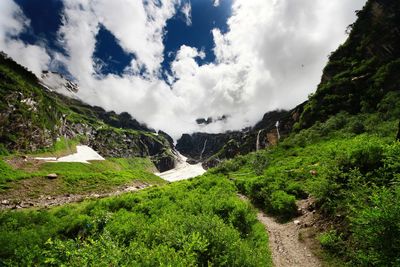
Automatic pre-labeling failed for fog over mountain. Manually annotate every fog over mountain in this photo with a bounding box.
[0,0,366,139]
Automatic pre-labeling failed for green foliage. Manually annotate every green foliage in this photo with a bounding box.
[252,153,268,176]
[269,191,297,219]
[318,230,344,255]
[210,155,247,175]
[0,144,9,156]
[0,175,271,266]
[350,187,400,266]
[212,113,399,265]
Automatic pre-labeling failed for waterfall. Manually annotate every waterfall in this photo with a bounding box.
[199,139,208,160]
[256,129,263,151]
[275,121,281,140]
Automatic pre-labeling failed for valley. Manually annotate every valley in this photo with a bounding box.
[0,0,400,266]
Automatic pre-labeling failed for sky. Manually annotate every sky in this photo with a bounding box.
[0,0,367,139]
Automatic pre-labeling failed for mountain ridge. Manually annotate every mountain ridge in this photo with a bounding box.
[0,53,175,172]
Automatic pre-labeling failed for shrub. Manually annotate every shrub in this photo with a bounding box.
[350,187,400,266]
[252,153,268,176]
[319,230,344,255]
[268,190,297,219]
[336,136,385,174]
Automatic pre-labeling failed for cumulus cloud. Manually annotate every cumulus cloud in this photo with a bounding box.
[0,0,367,139]
[0,0,50,75]
[213,0,220,7]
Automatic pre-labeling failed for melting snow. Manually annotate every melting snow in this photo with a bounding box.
[35,145,105,164]
[155,151,206,182]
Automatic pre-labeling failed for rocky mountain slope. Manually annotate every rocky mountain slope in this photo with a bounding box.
[0,54,175,171]
[176,104,306,168]
[177,0,400,167]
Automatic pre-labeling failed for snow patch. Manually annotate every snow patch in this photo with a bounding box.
[35,145,105,164]
[40,71,79,99]
[155,151,206,182]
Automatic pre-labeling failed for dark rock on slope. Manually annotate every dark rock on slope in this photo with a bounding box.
[176,131,244,162]
[176,104,306,168]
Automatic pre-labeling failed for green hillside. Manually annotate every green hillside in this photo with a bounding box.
[0,0,399,266]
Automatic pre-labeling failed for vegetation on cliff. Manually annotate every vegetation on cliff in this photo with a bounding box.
[0,54,175,171]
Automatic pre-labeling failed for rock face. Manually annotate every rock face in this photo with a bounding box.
[176,105,305,168]
[0,53,175,172]
[176,132,243,161]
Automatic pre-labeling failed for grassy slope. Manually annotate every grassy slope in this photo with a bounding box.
[0,54,174,171]
[0,154,164,194]
[211,108,400,266]
[0,175,271,267]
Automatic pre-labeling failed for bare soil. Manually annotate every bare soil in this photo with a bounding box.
[0,180,151,210]
[240,195,322,267]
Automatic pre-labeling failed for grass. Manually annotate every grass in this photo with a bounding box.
[32,137,80,158]
[0,175,271,266]
[0,156,164,195]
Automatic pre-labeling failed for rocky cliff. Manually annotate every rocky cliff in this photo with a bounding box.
[0,54,175,171]
[176,104,305,168]
[298,0,400,129]
[177,0,400,167]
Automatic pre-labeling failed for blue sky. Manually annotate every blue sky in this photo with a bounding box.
[14,0,232,77]
[0,0,367,138]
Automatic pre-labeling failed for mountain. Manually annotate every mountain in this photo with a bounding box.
[0,53,175,171]
[176,104,306,168]
[177,0,400,167]
[297,0,400,129]
[1,0,400,266]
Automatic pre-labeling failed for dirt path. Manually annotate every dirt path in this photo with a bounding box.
[0,182,151,210]
[239,195,321,267]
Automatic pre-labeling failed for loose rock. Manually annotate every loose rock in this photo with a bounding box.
[47,173,58,179]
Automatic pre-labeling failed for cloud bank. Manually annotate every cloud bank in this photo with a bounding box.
[0,0,367,139]
[0,0,50,75]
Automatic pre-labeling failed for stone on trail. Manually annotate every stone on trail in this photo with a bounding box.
[47,173,58,179]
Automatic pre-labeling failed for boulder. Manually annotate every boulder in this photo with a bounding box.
[46,173,58,179]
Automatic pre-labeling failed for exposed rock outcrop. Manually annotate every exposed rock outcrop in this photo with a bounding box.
[177,105,305,168]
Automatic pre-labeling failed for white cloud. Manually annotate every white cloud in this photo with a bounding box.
[181,2,192,26]
[54,0,368,138]
[213,0,220,7]
[0,0,368,139]
[0,0,50,75]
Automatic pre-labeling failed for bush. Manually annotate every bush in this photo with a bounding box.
[349,120,365,134]
[319,230,345,255]
[350,187,400,266]
[0,144,8,156]
[336,135,385,174]
[268,190,297,219]
[252,153,268,176]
